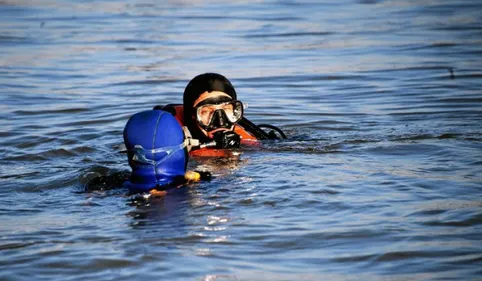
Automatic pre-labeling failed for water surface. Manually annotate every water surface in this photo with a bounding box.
[1,1,481,280]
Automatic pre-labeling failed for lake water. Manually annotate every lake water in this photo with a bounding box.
[1,0,481,280]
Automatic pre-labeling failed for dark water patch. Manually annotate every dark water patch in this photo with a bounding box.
[436,133,463,139]
[15,124,46,131]
[244,31,334,38]
[2,153,47,161]
[361,66,456,77]
[176,14,303,22]
[422,213,482,227]
[0,82,38,89]
[110,39,159,45]
[399,42,458,51]
[445,253,482,265]
[382,103,482,112]
[444,73,482,80]
[387,110,481,116]
[0,242,38,251]
[405,200,482,220]
[0,171,41,180]
[432,25,482,31]
[3,93,72,103]
[239,73,368,84]
[435,97,482,103]
[1,166,82,193]
[57,117,125,127]
[332,253,376,263]
[0,35,29,42]
[258,140,345,154]
[110,78,181,86]
[70,146,97,154]
[27,73,90,80]
[29,148,76,158]
[387,133,463,142]
[284,121,357,131]
[0,206,42,216]
[358,0,379,3]
[21,14,121,23]
[13,107,89,116]
[374,250,457,262]
[365,143,441,156]
[468,160,482,166]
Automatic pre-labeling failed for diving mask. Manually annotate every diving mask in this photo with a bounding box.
[195,100,244,130]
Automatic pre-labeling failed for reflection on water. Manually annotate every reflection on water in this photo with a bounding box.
[1,0,481,280]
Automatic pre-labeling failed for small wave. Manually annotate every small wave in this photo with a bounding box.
[0,35,28,42]
[432,25,482,31]
[1,83,37,89]
[365,143,440,156]
[259,140,344,154]
[447,73,482,79]
[388,133,462,142]
[244,31,334,38]
[387,109,480,116]
[2,154,47,161]
[0,242,37,251]
[10,136,55,149]
[374,250,441,262]
[436,97,482,103]
[112,39,157,44]
[423,214,482,227]
[399,42,457,51]
[2,147,85,161]
[13,107,89,116]
[57,117,122,127]
[110,78,180,86]
[0,171,41,180]
[239,73,368,84]
[71,146,97,154]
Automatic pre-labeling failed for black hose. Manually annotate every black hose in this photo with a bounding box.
[257,124,287,139]
[238,118,286,140]
[238,117,271,140]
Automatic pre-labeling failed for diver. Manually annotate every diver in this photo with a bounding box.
[122,109,211,197]
[154,73,286,157]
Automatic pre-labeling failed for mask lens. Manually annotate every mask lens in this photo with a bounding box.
[229,100,243,122]
[197,105,215,126]
[196,100,243,126]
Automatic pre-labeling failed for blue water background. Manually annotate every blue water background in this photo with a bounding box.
[1,1,481,280]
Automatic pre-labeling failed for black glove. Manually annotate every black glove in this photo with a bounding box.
[212,130,241,149]
[195,171,212,181]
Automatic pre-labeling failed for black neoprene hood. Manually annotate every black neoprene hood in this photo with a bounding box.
[183,73,237,140]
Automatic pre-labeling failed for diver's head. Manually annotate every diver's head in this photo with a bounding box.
[123,110,188,193]
[183,73,243,141]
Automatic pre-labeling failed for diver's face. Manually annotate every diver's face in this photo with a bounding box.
[192,91,243,138]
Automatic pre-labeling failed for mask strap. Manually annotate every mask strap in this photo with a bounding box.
[131,143,186,166]
[193,91,232,108]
